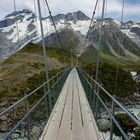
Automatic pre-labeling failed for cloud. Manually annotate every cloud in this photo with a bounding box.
[0,0,139,21]
[106,0,140,21]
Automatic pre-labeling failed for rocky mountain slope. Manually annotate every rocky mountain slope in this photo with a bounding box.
[0,42,77,109]
[0,9,140,62]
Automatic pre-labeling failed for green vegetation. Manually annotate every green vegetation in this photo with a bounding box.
[80,63,137,98]
[79,41,140,99]
[114,113,137,136]
[3,42,77,66]
[42,28,79,53]
[133,127,140,140]
[114,113,140,139]
[79,44,140,71]
[0,41,139,107]
[0,42,77,108]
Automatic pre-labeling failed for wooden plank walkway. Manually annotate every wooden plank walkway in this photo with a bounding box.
[40,68,99,140]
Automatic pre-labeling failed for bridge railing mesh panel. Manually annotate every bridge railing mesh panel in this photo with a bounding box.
[0,68,71,140]
[77,67,140,140]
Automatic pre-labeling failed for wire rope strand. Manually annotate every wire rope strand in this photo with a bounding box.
[44,0,63,48]
[95,0,106,84]
[81,0,99,55]
[98,0,108,83]
[33,0,39,38]
[13,0,20,52]
[114,0,125,96]
[77,0,99,66]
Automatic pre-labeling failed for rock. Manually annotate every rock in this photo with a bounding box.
[0,115,7,121]
[137,112,140,119]
[32,126,39,135]
[11,130,21,139]
[0,101,7,107]
[0,115,9,132]
[0,121,8,132]
[97,118,110,132]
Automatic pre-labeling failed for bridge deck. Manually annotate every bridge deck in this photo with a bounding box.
[40,68,99,140]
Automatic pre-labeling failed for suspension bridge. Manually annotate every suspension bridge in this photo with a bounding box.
[0,0,140,140]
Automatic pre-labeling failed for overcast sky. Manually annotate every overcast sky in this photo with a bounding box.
[0,0,140,22]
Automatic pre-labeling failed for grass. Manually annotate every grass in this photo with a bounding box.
[80,63,137,98]
[0,41,139,107]
[0,42,77,107]
[79,44,140,71]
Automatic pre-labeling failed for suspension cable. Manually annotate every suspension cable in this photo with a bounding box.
[98,0,108,82]
[44,0,63,48]
[114,0,125,95]
[33,0,39,37]
[95,0,106,84]
[13,0,20,49]
[104,0,108,18]
[81,0,99,55]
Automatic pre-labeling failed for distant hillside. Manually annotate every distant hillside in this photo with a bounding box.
[0,9,140,62]
[0,42,77,108]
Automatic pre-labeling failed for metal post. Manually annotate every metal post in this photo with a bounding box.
[110,95,116,140]
[89,78,92,104]
[95,0,105,89]
[94,0,105,118]
[57,73,59,93]
[92,91,96,113]
[37,0,52,111]
[86,75,88,93]
[71,48,72,68]
[43,84,49,119]
[25,95,31,140]
[52,77,55,104]
[13,107,16,122]
[13,0,20,49]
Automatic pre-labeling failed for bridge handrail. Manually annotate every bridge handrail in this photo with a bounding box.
[90,79,128,139]
[78,67,140,127]
[0,68,66,117]
[3,67,70,140]
[78,69,128,139]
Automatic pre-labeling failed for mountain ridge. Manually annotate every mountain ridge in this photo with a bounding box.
[0,9,140,62]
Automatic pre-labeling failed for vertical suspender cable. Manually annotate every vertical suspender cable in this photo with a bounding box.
[13,0,20,50]
[95,0,106,84]
[114,0,125,95]
[33,0,39,38]
[78,0,99,66]
[82,0,99,53]
[43,0,48,36]
[37,0,52,110]
[44,0,63,48]
[98,0,107,82]
[79,0,99,57]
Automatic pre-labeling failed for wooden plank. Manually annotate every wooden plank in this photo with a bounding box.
[71,121,85,140]
[41,68,99,140]
[71,70,85,140]
[57,121,71,140]
[40,70,73,140]
[56,69,74,140]
[76,70,99,140]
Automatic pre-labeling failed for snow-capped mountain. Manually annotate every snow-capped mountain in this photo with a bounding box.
[0,9,92,61]
[0,9,37,61]
[0,9,140,61]
[121,21,140,41]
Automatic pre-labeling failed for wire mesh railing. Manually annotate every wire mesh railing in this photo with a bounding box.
[0,67,71,140]
[77,67,140,140]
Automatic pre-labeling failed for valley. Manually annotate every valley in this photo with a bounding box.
[0,9,140,140]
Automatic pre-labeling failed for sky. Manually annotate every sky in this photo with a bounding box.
[0,0,140,22]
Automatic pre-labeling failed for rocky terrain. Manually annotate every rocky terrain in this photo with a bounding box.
[0,9,140,63]
[0,9,140,139]
[0,42,77,110]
